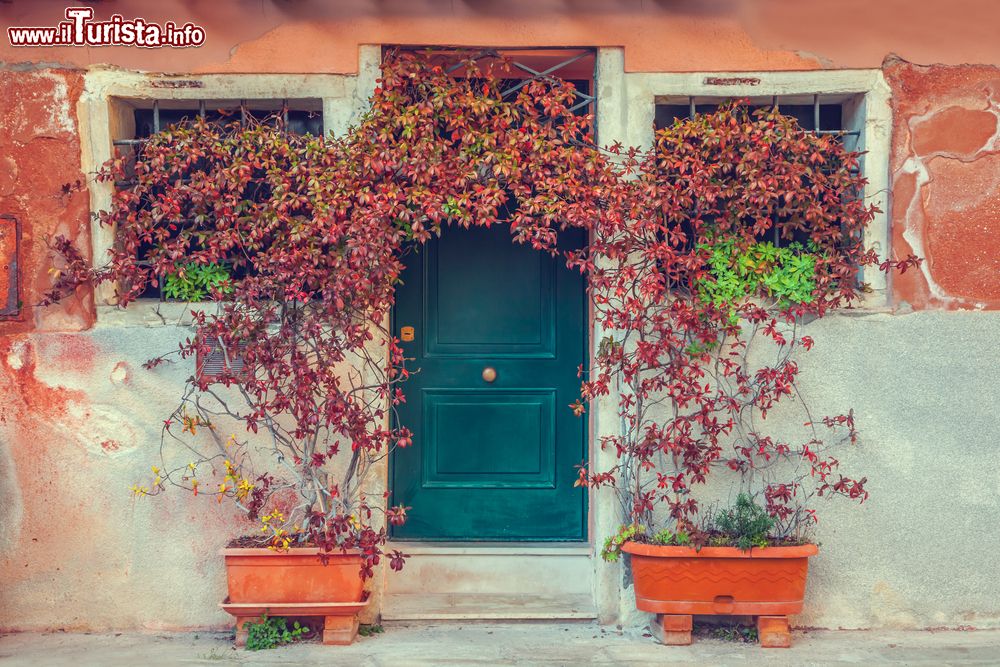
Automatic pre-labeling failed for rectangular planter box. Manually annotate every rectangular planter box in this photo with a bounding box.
[220,547,367,646]
[222,547,364,604]
[622,542,818,616]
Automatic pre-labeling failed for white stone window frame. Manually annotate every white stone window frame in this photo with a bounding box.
[78,46,381,326]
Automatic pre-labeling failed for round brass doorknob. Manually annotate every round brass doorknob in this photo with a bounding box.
[482,367,497,383]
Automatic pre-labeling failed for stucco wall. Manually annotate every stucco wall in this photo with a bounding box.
[0,69,92,333]
[0,327,237,631]
[4,315,999,631]
[787,311,1000,629]
[616,310,1000,630]
[2,10,1000,632]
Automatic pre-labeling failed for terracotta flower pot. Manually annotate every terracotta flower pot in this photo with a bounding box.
[622,541,818,648]
[220,548,367,646]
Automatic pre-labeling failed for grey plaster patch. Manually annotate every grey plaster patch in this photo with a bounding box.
[0,435,24,553]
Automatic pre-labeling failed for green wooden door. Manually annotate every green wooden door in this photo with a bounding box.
[391,224,587,540]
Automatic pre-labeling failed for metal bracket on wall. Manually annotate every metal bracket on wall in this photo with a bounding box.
[0,214,21,319]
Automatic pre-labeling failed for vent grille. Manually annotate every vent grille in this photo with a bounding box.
[196,337,248,383]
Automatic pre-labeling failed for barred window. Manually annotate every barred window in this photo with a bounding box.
[111,98,323,300]
[654,93,863,250]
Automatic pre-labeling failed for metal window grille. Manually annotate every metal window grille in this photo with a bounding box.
[656,94,863,248]
[111,99,323,300]
[656,94,860,148]
[400,47,597,118]
[447,48,596,116]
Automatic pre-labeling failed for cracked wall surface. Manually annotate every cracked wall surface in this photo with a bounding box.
[886,59,1000,309]
[0,70,93,333]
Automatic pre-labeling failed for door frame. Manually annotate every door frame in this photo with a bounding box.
[386,46,598,545]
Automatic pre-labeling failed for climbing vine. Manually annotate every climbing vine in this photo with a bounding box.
[573,103,919,545]
[44,52,919,576]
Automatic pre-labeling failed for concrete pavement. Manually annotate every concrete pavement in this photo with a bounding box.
[1,623,998,666]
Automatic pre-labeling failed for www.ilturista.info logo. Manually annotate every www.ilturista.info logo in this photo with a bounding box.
[8,7,206,48]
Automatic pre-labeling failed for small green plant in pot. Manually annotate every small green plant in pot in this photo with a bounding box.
[709,494,777,550]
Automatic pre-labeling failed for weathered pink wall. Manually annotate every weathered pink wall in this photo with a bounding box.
[885,59,1000,310]
[0,68,236,630]
[2,1,1000,74]
[0,70,92,333]
[2,4,1000,632]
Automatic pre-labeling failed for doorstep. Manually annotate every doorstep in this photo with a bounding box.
[382,542,597,621]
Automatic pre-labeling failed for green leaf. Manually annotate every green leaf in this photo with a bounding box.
[163,262,232,302]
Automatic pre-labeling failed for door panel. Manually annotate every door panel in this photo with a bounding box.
[426,224,555,357]
[423,389,555,487]
[392,223,586,541]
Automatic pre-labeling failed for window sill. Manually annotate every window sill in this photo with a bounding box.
[96,291,894,329]
[95,300,219,328]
